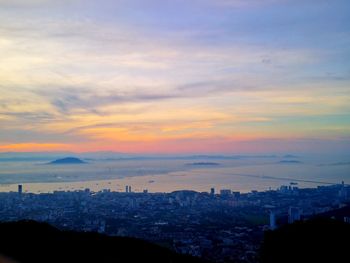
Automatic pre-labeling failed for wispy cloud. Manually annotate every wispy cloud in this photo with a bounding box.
[0,0,349,153]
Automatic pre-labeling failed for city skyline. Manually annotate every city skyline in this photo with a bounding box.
[0,0,349,154]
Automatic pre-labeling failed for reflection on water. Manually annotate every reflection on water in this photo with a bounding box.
[0,158,349,193]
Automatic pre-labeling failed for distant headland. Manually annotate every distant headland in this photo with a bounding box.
[186,162,220,166]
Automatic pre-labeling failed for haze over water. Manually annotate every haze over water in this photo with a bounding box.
[1,154,349,193]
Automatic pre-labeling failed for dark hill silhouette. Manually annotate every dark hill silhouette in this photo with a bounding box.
[260,218,350,263]
[0,221,206,263]
[313,204,350,221]
[48,157,86,164]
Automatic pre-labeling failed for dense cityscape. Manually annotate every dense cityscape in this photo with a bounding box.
[1,182,349,263]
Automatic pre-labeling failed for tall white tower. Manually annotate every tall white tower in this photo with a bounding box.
[288,207,301,224]
[270,210,276,230]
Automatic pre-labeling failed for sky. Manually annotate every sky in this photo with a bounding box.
[0,0,349,154]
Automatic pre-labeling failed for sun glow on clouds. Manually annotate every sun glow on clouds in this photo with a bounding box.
[0,143,71,152]
[0,0,349,153]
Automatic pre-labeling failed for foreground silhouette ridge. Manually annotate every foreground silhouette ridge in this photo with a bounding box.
[0,221,206,263]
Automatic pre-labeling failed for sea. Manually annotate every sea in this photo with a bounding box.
[0,154,349,193]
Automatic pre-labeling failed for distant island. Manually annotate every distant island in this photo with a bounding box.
[48,157,86,165]
[319,162,350,167]
[278,160,302,164]
[187,162,220,166]
[283,154,299,158]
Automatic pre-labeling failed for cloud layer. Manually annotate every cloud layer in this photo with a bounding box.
[0,0,349,153]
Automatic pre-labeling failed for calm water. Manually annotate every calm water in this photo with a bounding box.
[0,156,349,193]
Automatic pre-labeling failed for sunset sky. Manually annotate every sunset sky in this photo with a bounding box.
[0,0,349,153]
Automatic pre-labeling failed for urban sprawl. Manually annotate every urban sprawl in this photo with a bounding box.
[1,182,349,263]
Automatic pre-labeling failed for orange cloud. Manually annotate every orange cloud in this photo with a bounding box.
[0,143,72,152]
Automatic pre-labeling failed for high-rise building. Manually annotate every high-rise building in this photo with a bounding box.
[269,210,276,230]
[125,185,129,193]
[288,207,301,224]
[220,189,232,197]
[18,184,23,195]
[339,181,348,199]
[232,191,241,198]
[210,188,215,195]
[128,186,131,193]
[220,189,231,196]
